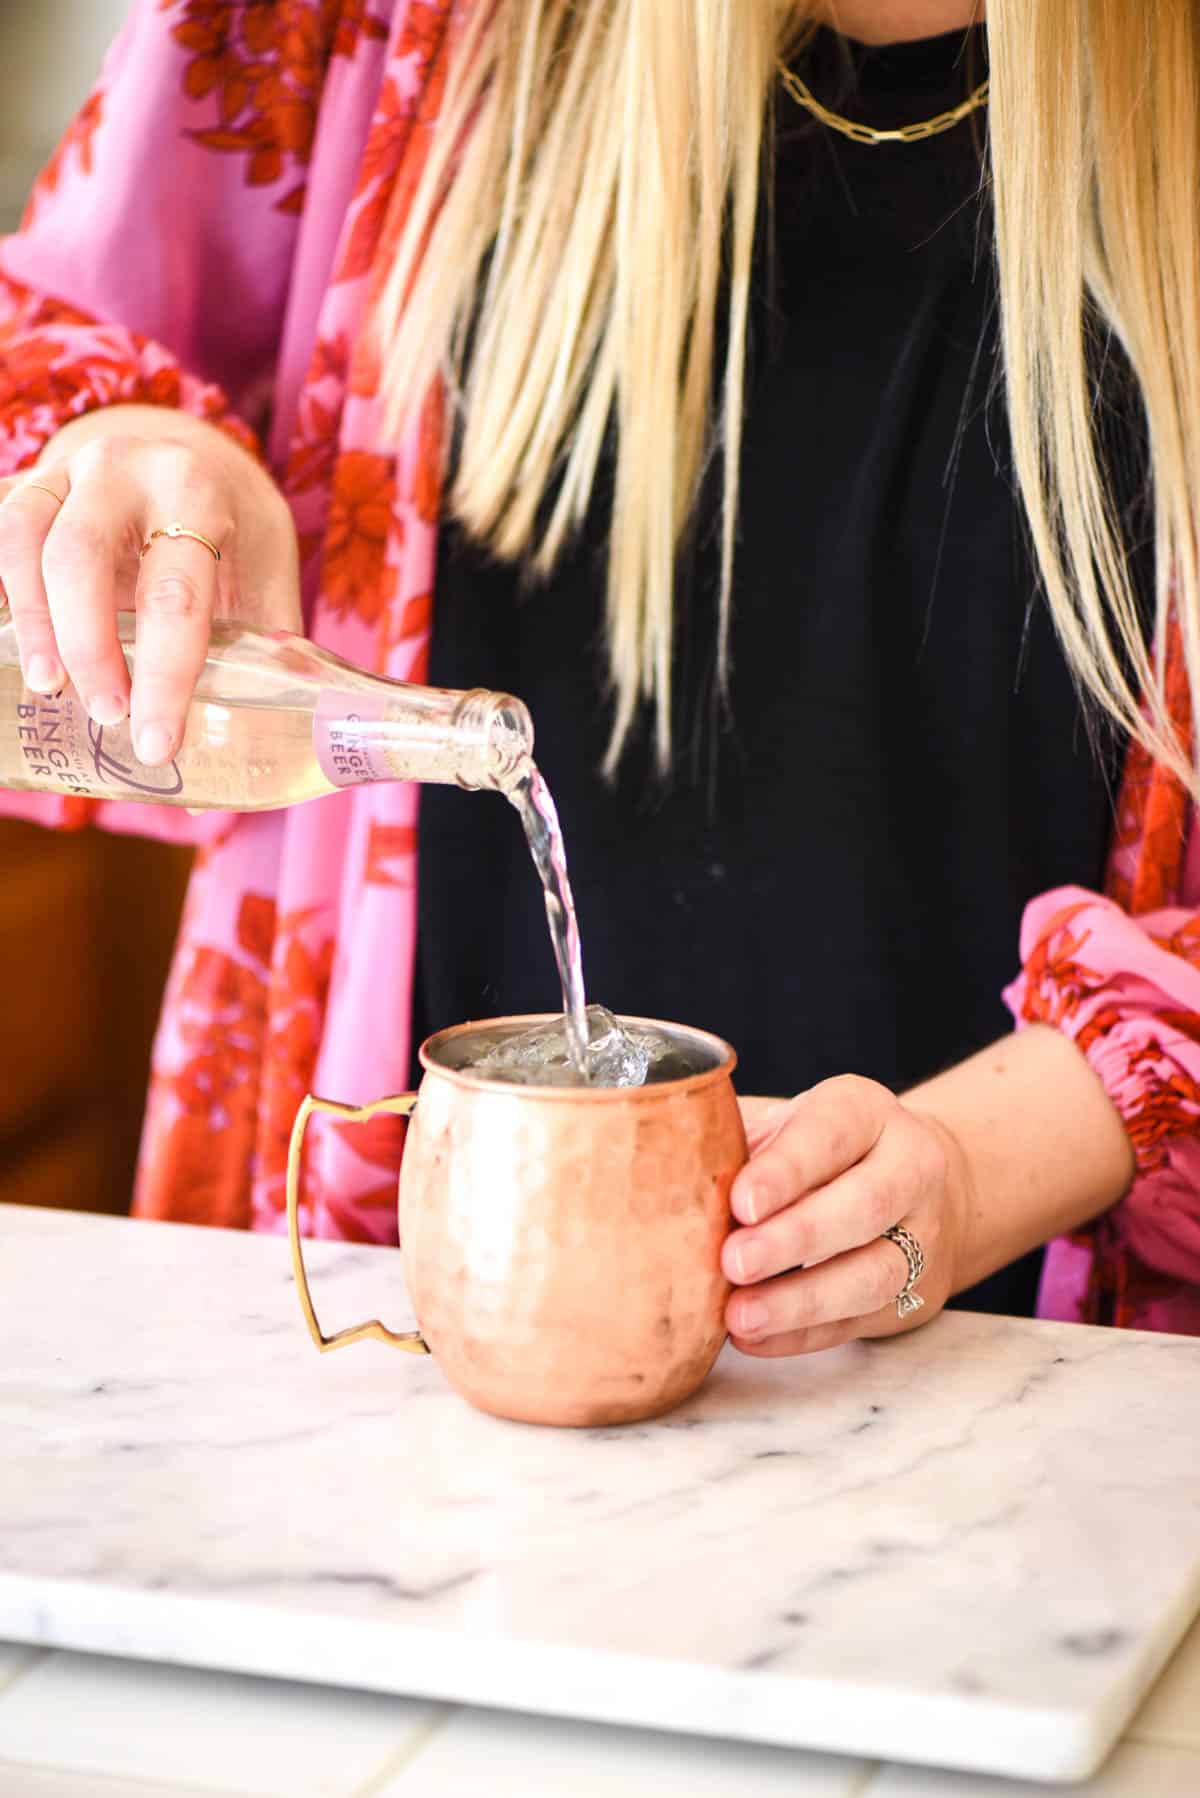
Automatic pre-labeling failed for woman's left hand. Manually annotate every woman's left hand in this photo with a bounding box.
[724,1078,973,1356]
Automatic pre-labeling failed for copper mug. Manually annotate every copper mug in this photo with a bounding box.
[285,1015,746,1427]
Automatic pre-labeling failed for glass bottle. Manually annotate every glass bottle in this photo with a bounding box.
[0,606,534,809]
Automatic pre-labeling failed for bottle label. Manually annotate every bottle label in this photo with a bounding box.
[314,692,393,788]
[12,692,183,799]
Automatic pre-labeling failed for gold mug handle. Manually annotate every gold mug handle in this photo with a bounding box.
[285,1092,430,1356]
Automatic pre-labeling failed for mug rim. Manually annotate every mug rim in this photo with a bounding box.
[418,1012,738,1100]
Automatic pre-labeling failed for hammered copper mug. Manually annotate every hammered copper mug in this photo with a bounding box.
[285,1015,746,1427]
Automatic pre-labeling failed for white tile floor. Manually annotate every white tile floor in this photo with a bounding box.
[0,1644,41,1700]
[0,1767,221,1798]
[372,1705,873,1798]
[0,1653,444,1798]
[0,1625,1196,1798]
[863,1742,1200,1798]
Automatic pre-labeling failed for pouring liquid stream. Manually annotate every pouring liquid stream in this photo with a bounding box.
[508,764,590,1073]
[496,762,658,1089]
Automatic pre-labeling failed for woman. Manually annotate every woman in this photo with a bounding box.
[0,0,1197,1348]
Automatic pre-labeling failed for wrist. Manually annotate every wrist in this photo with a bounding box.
[902,1027,1135,1295]
[903,1103,978,1298]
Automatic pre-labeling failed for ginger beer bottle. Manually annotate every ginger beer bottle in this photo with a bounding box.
[0,607,533,808]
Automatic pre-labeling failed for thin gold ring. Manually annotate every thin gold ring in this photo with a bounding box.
[21,480,67,508]
[140,523,221,564]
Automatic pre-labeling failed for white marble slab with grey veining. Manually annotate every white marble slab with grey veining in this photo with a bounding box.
[1,1204,1198,1783]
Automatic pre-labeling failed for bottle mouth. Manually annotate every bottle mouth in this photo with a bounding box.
[485,695,535,791]
[454,690,535,792]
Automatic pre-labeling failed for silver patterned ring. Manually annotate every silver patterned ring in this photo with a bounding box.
[882,1224,926,1319]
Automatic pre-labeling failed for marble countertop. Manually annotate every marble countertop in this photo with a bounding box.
[2,1205,1200,1790]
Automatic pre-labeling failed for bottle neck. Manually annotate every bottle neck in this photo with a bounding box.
[314,686,534,794]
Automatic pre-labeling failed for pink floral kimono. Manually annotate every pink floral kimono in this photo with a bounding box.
[1,1,1198,1333]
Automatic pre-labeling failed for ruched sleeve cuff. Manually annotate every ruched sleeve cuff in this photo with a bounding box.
[1004,886,1200,1293]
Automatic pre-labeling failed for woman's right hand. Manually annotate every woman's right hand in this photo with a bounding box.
[0,405,302,765]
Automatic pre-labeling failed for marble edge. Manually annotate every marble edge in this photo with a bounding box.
[8,1206,1200,1350]
[4,1205,176,1231]
[0,1206,375,1256]
[0,1205,306,1251]
[0,1573,1148,1783]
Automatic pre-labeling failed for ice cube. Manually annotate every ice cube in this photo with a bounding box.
[625,1022,698,1084]
[470,1005,652,1089]
[580,1005,651,1087]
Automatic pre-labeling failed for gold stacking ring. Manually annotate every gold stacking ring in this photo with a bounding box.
[140,523,221,564]
[21,480,66,508]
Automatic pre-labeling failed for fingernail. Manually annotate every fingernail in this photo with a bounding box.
[26,653,63,692]
[89,693,127,726]
[732,1239,762,1282]
[740,1182,768,1225]
[136,723,173,765]
[737,1301,769,1338]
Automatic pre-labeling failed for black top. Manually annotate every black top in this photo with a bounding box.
[414,28,1143,1314]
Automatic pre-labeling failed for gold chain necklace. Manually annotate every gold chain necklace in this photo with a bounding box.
[777,61,989,146]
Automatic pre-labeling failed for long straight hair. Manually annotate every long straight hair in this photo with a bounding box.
[375,1,1199,785]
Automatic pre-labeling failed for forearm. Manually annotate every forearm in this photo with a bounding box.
[903,1024,1135,1295]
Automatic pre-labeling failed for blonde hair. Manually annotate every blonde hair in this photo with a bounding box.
[377,1,1198,785]
[991,0,1198,786]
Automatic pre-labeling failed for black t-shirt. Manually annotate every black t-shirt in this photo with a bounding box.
[413,28,1141,1315]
